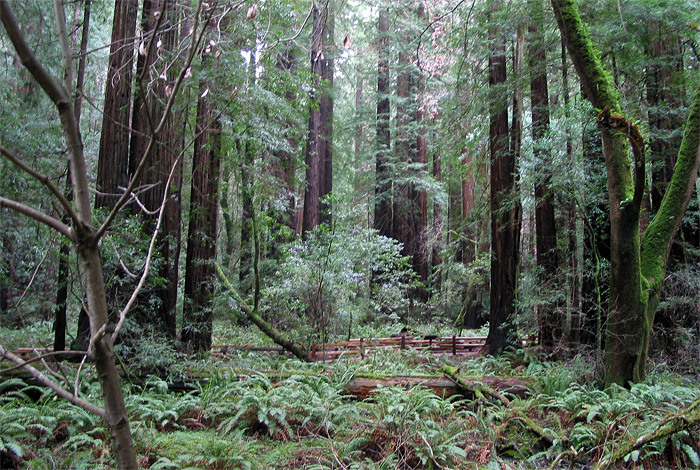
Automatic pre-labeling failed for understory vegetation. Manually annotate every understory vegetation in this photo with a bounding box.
[2,323,700,469]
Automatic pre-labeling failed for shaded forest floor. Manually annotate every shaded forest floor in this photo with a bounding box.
[2,323,700,469]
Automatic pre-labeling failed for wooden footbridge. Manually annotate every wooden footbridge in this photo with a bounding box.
[6,335,489,365]
[213,335,488,363]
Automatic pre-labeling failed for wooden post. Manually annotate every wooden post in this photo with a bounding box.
[452,335,456,355]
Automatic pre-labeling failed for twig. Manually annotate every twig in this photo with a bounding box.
[0,344,105,418]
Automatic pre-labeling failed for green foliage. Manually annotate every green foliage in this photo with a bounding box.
[258,225,418,343]
[361,385,467,469]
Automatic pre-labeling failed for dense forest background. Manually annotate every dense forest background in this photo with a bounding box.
[2,0,700,468]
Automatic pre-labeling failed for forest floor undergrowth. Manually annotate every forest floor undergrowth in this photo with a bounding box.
[2,324,700,469]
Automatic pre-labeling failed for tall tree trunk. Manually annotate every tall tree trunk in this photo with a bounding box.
[529,1,559,347]
[128,0,183,337]
[485,1,521,354]
[182,61,222,352]
[552,0,700,386]
[302,0,334,235]
[374,9,392,239]
[560,38,581,345]
[415,2,429,289]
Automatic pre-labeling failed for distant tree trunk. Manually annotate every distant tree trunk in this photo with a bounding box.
[646,18,688,262]
[238,140,255,297]
[560,38,581,345]
[128,0,182,337]
[374,9,392,239]
[302,0,334,235]
[394,30,418,265]
[432,149,442,290]
[529,3,559,347]
[94,0,137,210]
[416,2,429,288]
[485,1,521,354]
[272,47,301,240]
[456,146,482,330]
[182,59,222,352]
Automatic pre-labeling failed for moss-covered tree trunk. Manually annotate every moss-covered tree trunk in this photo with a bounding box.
[551,0,700,386]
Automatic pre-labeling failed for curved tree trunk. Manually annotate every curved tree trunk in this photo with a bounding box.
[552,0,700,386]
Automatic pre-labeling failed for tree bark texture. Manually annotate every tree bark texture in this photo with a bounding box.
[552,0,700,386]
[182,72,221,352]
[302,0,334,235]
[124,0,183,338]
[128,0,183,337]
[486,1,521,354]
[94,0,138,210]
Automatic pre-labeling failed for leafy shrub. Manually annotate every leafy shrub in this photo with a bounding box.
[258,225,418,344]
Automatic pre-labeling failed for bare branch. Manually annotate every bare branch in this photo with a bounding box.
[0,196,72,239]
[53,0,74,95]
[113,153,182,339]
[0,2,70,106]
[0,146,79,224]
[0,350,87,374]
[0,344,105,418]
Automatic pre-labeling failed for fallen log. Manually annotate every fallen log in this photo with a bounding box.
[345,372,532,400]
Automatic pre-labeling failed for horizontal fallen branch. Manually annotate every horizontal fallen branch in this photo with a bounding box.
[594,396,700,470]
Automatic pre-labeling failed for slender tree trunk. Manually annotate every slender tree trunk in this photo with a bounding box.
[485,1,521,354]
[529,2,559,347]
[55,0,91,352]
[415,2,429,288]
[238,140,255,296]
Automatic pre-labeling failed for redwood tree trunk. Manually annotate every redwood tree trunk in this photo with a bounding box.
[485,1,521,354]
[302,0,334,235]
[182,73,221,352]
[129,0,182,337]
[94,0,137,210]
[74,0,138,350]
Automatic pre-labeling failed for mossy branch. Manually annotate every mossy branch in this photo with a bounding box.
[597,107,646,215]
[216,264,311,362]
[593,396,700,470]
